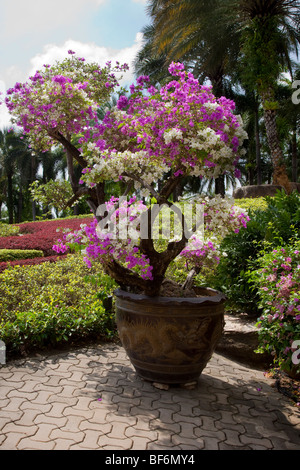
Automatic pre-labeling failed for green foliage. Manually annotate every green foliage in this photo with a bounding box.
[249,241,300,375]
[0,249,44,262]
[214,210,266,312]
[214,191,300,312]
[262,191,300,244]
[30,179,74,215]
[240,17,286,94]
[0,223,20,237]
[0,254,117,356]
[233,197,268,212]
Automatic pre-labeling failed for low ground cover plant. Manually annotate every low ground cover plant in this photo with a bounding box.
[0,254,117,357]
[0,223,20,237]
[0,254,65,274]
[0,249,44,262]
[0,216,93,267]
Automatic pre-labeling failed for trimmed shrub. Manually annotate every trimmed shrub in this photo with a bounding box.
[234,197,268,212]
[0,255,66,273]
[0,223,20,237]
[0,254,117,356]
[0,249,44,262]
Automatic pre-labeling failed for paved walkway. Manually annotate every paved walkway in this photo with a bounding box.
[0,343,299,450]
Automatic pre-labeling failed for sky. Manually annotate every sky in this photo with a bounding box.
[0,0,149,128]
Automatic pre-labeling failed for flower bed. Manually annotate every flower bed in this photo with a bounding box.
[0,216,93,271]
[0,255,68,273]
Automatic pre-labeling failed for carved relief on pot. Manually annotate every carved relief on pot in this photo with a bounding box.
[117,316,224,365]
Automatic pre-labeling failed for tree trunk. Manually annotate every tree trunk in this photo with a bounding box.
[31,154,38,221]
[291,129,298,182]
[261,88,291,193]
[17,187,23,223]
[7,173,14,224]
[215,176,225,197]
[255,104,262,185]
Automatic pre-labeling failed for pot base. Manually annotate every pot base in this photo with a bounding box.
[151,381,198,391]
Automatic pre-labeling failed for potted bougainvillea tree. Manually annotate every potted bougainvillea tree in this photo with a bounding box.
[5,53,249,387]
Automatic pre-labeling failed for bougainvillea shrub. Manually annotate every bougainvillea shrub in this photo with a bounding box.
[6,53,248,296]
[251,241,300,375]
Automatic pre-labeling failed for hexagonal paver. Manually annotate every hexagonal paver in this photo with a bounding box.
[0,344,299,450]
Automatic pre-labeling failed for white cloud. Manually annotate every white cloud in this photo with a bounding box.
[28,34,144,86]
[1,0,108,40]
[0,32,144,129]
[0,81,11,130]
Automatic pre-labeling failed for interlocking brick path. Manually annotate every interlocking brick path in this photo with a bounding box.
[0,344,299,450]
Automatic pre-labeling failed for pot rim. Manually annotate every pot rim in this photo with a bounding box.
[114,286,226,305]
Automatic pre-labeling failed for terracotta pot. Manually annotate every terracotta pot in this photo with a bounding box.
[114,287,226,385]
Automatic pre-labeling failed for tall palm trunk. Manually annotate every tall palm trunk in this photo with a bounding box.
[254,99,262,185]
[291,129,298,182]
[31,155,38,221]
[7,172,14,224]
[260,88,291,193]
[211,72,226,197]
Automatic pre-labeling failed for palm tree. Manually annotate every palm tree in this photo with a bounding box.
[133,24,170,86]
[140,0,300,192]
[0,128,32,223]
[275,67,300,182]
[235,0,300,192]
[0,167,6,220]
[144,0,241,94]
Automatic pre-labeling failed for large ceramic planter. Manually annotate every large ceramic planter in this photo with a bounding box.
[115,287,226,385]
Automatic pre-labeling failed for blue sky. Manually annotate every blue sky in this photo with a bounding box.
[0,0,149,127]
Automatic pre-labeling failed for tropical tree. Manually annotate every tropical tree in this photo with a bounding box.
[276,71,300,182]
[0,128,32,223]
[145,0,240,94]
[133,24,170,86]
[5,53,129,216]
[141,0,300,192]
[236,0,300,192]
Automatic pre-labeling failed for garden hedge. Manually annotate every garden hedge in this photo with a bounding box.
[0,249,44,262]
[0,254,117,356]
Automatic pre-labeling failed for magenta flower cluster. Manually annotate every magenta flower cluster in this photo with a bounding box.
[79,62,247,186]
[5,53,129,151]
[180,238,220,271]
[6,53,249,287]
[54,197,154,281]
